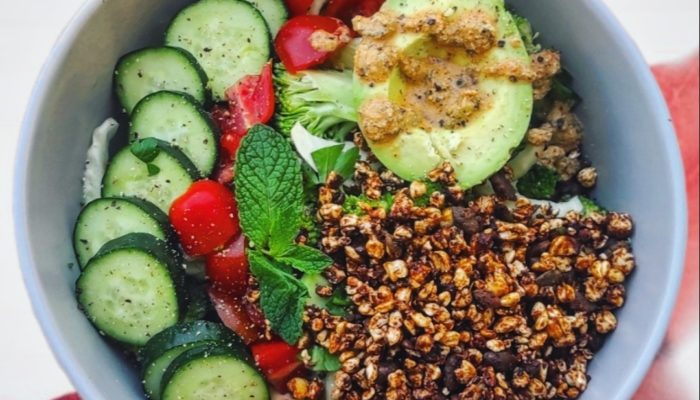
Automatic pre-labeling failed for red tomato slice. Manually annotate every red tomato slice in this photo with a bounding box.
[211,62,275,184]
[208,287,266,345]
[205,235,249,296]
[251,340,304,392]
[268,362,305,393]
[227,61,275,127]
[323,0,384,27]
[275,15,350,73]
[169,180,241,257]
[285,0,314,16]
[211,104,247,160]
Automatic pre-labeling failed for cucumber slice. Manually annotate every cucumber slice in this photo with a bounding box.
[141,321,246,400]
[114,47,207,114]
[73,197,171,269]
[102,139,199,213]
[181,282,214,323]
[162,345,269,400]
[131,91,219,176]
[248,0,289,36]
[165,0,271,101]
[76,233,185,346]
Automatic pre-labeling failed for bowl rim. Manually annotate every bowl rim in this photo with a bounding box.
[13,0,688,399]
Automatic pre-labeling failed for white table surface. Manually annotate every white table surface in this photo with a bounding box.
[0,1,697,399]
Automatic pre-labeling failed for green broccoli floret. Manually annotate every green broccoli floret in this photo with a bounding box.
[513,14,541,54]
[343,193,395,216]
[517,164,560,200]
[274,64,358,141]
[579,196,607,216]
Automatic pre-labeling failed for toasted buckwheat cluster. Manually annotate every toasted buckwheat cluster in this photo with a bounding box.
[301,158,635,400]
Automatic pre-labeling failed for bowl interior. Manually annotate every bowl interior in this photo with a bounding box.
[16,0,686,399]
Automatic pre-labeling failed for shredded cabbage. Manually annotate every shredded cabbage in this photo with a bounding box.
[527,196,584,215]
[82,118,119,203]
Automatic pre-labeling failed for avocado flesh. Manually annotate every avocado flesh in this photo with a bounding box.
[353,0,533,188]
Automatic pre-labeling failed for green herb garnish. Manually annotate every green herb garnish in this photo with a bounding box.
[278,245,335,274]
[236,125,305,256]
[235,125,333,343]
[309,346,341,372]
[413,181,443,207]
[311,144,360,182]
[130,138,160,163]
[249,250,308,344]
[343,193,395,216]
[517,164,560,200]
[131,138,162,176]
[513,14,541,54]
[580,196,607,216]
[325,285,351,317]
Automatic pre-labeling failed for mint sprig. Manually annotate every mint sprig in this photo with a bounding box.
[248,250,308,344]
[236,125,305,256]
[309,346,341,372]
[235,125,332,343]
[130,138,161,176]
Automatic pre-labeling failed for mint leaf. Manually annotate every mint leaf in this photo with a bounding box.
[236,125,304,255]
[311,144,344,181]
[325,285,351,316]
[248,250,308,344]
[147,163,160,176]
[334,147,360,180]
[309,346,341,372]
[278,245,333,273]
[130,138,160,163]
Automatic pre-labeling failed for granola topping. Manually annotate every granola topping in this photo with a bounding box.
[302,159,634,400]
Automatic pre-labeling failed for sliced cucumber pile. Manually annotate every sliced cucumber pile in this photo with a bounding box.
[114,47,208,114]
[141,321,245,400]
[76,233,185,346]
[130,91,219,176]
[73,197,171,269]
[102,139,199,213]
[72,0,289,396]
[161,345,268,400]
[165,0,271,101]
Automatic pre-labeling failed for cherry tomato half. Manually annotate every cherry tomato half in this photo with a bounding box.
[227,61,275,127]
[169,180,241,257]
[212,62,276,184]
[251,340,304,392]
[205,235,249,296]
[208,287,266,345]
[212,104,247,160]
[323,0,384,27]
[275,15,350,73]
[285,0,314,16]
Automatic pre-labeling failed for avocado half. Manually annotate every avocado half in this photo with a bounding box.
[353,0,533,188]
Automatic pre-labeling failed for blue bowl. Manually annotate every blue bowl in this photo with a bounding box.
[15,0,687,399]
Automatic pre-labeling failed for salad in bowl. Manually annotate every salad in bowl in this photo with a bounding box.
[67,0,641,398]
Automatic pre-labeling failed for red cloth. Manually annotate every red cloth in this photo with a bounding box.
[634,53,700,400]
[52,55,700,400]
